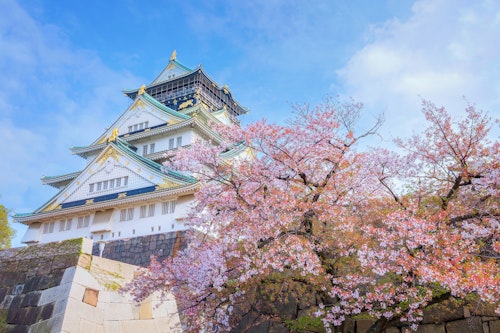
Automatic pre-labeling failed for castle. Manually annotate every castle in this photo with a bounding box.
[13,51,248,263]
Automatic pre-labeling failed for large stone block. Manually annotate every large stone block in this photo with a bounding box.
[61,267,76,285]
[51,254,79,270]
[104,302,134,321]
[7,307,28,325]
[40,302,54,320]
[415,323,445,333]
[445,317,483,333]
[489,320,500,333]
[120,319,157,333]
[5,324,29,333]
[20,306,41,325]
[78,318,97,333]
[103,319,121,333]
[356,319,377,333]
[81,238,93,255]
[20,291,41,307]
[72,267,101,290]
[38,283,72,306]
[422,298,464,324]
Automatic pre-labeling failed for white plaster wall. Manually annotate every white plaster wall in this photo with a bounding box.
[35,193,194,244]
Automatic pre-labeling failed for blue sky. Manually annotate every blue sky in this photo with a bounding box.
[1,0,499,247]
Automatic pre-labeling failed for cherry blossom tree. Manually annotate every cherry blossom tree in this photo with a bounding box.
[124,99,499,332]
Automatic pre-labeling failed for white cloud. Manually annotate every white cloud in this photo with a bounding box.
[338,0,500,140]
[0,0,143,246]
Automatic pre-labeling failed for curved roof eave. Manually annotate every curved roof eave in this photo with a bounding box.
[13,183,199,225]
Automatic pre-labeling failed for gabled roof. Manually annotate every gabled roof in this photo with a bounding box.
[150,50,194,85]
[122,53,248,118]
[42,170,82,189]
[14,137,197,224]
[89,92,190,148]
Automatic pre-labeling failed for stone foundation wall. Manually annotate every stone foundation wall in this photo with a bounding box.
[0,239,84,333]
[91,231,185,267]
[0,238,181,333]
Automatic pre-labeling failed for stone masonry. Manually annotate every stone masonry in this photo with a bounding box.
[91,231,185,267]
[0,238,181,333]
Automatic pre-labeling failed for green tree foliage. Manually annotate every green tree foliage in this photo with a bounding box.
[0,204,15,249]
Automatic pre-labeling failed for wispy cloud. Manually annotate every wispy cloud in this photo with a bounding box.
[338,0,500,139]
[0,1,143,243]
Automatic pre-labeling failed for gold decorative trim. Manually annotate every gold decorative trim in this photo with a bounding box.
[118,193,127,199]
[97,136,108,144]
[43,202,61,212]
[132,99,145,110]
[178,99,194,110]
[86,199,94,205]
[156,178,180,190]
[96,148,120,166]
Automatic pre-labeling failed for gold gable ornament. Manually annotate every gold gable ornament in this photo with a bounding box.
[170,50,177,61]
[97,148,120,166]
[138,85,146,95]
[108,128,119,142]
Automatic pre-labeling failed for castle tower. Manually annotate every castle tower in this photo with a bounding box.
[14,52,248,264]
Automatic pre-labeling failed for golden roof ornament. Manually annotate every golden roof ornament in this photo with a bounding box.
[170,50,177,61]
[108,128,119,142]
[138,84,146,95]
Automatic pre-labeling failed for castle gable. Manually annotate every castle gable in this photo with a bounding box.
[93,95,189,146]
[38,142,189,213]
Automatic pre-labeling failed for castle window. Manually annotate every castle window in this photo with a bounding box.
[128,121,149,133]
[148,204,155,217]
[77,215,90,228]
[59,218,72,231]
[89,176,128,194]
[43,222,55,234]
[140,205,147,218]
[143,145,148,156]
[162,200,176,215]
[150,143,155,154]
[120,208,134,222]
[169,138,175,149]
[177,136,182,147]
